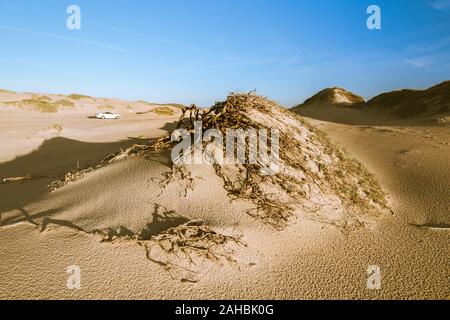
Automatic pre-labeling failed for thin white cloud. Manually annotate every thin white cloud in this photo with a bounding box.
[404,50,450,70]
[404,37,450,70]
[90,22,156,41]
[0,24,123,51]
[429,0,450,11]
[89,21,195,51]
[404,57,433,70]
[405,37,450,54]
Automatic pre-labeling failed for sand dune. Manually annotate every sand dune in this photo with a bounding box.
[292,82,450,125]
[293,87,365,109]
[366,81,450,119]
[0,90,448,299]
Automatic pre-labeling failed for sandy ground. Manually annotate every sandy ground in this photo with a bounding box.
[0,97,448,300]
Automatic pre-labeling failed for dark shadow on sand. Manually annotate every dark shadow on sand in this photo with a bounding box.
[0,121,175,217]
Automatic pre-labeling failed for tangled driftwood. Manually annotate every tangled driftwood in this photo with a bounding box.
[140,219,243,282]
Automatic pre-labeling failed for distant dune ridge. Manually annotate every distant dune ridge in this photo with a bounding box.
[366,81,450,118]
[292,81,450,120]
[0,90,184,115]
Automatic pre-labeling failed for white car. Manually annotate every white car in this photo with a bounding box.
[96,111,121,119]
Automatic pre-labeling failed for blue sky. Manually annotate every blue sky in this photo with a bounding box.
[0,0,449,107]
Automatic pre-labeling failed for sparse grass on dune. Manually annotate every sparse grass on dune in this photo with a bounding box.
[68,93,92,100]
[57,99,75,107]
[151,107,176,116]
[0,89,16,94]
[289,112,389,213]
[7,97,75,113]
[136,106,179,116]
[37,95,52,101]
[48,123,64,134]
[146,93,390,229]
[138,100,186,109]
[162,103,186,110]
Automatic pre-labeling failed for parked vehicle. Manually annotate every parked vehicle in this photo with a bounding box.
[95,111,121,119]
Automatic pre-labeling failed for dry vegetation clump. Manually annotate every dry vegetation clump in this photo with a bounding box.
[213,164,292,228]
[37,95,52,101]
[152,164,199,197]
[165,103,186,110]
[45,142,160,193]
[151,106,176,116]
[138,100,186,110]
[2,175,32,184]
[24,201,242,281]
[49,124,63,134]
[277,111,389,227]
[140,220,242,281]
[136,105,181,115]
[176,93,268,132]
[48,164,94,192]
[100,144,152,164]
[435,115,450,125]
[97,92,389,229]
[189,94,295,228]
[101,145,200,197]
[0,89,16,94]
[152,92,390,229]
[90,204,243,282]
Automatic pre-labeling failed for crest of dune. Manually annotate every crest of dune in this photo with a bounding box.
[366,81,450,118]
[292,87,365,111]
